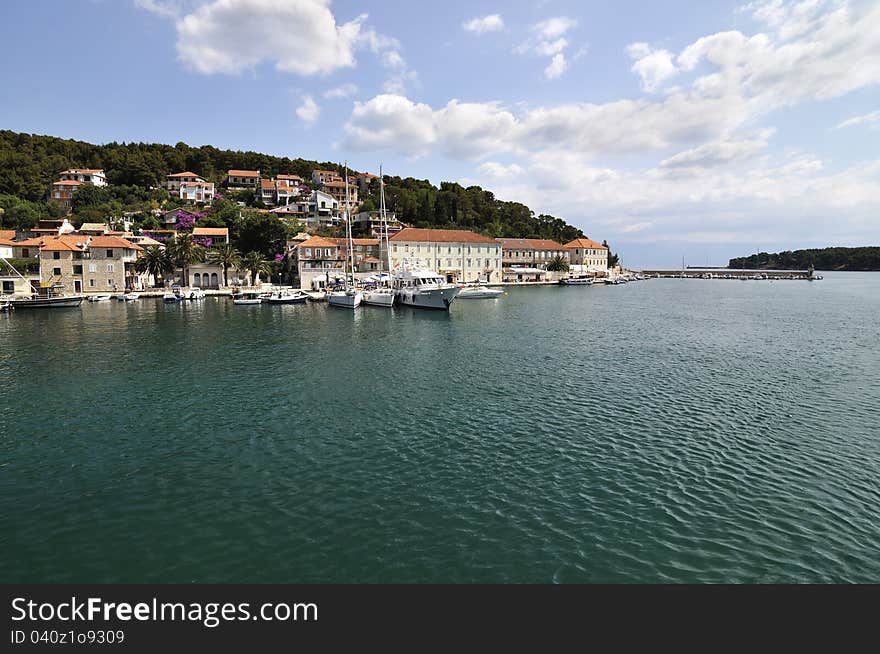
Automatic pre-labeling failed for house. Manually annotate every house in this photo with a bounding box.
[276,174,303,185]
[162,208,202,228]
[319,178,358,212]
[49,180,82,208]
[22,234,144,293]
[564,238,608,271]
[224,169,261,189]
[311,169,342,185]
[352,210,404,238]
[58,168,107,186]
[192,227,229,246]
[356,172,378,195]
[495,238,570,281]
[257,178,277,206]
[178,181,215,205]
[78,223,110,235]
[291,235,381,289]
[0,236,13,259]
[165,172,206,193]
[389,228,502,284]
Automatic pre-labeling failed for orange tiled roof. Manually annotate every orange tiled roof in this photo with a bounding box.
[260,179,276,189]
[192,227,229,237]
[59,168,104,175]
[167,171,204,178]
[322,180,347,188]
[0,237,16,247]
[564,238,607,250]
[0,230,15,240]
[299,236,341,249]
[496,238,566,251]
[53,179,82,186]
[227,169,260,177]
[390,228,496,244]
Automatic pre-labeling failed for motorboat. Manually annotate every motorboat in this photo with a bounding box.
[0,299,11,312]
[164,286,186,302]
[117,293,139,302]
[10,283,84,309]
[267,290,309,304]
[393,268,461,310]
[559,276,593,285]
[457,284,504,299]
[187,288,207,300]
[88,294,113,302]
[362,166,395,309]
[233,292,263,305]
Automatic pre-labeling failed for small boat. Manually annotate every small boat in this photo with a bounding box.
[163,291,182,303]
[187,288,207,300]
[0,299,11,313]
[267,290,309,304]
[233,291,263,305]
[10,283,85,309]
[362,286,395,306]
[117,293,139,302]
[458,285,504,299]
[88,294,113,302]
[559,276,593,285]
[327,287,363,308]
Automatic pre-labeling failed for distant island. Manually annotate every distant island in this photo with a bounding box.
[729,247,880,271]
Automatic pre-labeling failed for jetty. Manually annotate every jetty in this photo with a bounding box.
[639,267,819,280]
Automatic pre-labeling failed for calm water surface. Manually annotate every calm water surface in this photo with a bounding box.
[1,273,879,583]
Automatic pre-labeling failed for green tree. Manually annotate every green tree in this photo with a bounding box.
[166,233,206,286]
[209,243,242,287]
[236,212,288,258]
[241,251,270,286]
[546,255,570,272]
[135,245,175,288]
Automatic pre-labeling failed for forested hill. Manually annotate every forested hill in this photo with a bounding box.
[729,247,880,271]
[0,130,584,242]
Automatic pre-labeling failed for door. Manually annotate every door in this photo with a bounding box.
[74,280,82,293]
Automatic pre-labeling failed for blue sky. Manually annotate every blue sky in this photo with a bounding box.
[1,0,878,267]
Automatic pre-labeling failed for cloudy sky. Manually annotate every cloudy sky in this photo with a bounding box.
[1,0,878,266]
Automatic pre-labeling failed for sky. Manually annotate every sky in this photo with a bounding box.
[1,0,878,267]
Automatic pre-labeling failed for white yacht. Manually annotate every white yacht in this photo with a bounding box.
[326,163,363,309]
[233,291,262,305]
[267,289,308,304]
[362,165,395,308]
[393,269,461,310]
[458,284,504,299]
[187,288,206,300]
[88,294,113,302]
[559,276,593,285]
[117,292,139,302]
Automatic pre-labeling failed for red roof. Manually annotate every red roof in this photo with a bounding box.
[192,227,229,237]
[564,238,607,250]
[34,235,142,252]
[227,169,260,177]
[495,238,566,251]
[299,236,340,249]
[59,169,104,175]
[0,237,16,247]
[261,179,276,189]
[167,171,204,178]
[390,228,496,244]
[53,179,82,186]
[0,230,15,241]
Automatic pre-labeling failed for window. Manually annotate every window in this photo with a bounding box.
[89,264,96,273]
[305,248,311,257]
[53,267,61,275]
[108,279,113,286]
[107,263,114,273]
[89,279,95,287]
[53,251,60,260]
[2,281,13,293]
[106,250,113,257]
[73,265,82,275]
[22,249,29,258]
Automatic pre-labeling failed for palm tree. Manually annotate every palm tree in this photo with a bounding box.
[209,243,241,287]
[546,254,570,272]
[167,233,206,286]
[135,245,175,287]
[241,251,270,287]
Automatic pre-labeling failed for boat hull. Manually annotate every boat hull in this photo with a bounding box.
[559,278,593,285]
[362,290,395,307]
[268,296,308,305]
[327,291,363,308]
[458,288,504,299]
[395,286,460,310]
[11,296,85,308]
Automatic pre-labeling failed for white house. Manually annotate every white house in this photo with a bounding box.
[389,228,502,283]
[58,168,107,186]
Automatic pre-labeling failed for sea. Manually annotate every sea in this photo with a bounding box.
[1,273,878,583]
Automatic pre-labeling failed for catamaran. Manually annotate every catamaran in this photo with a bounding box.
[326,164,363,309]
[362,165,395,307]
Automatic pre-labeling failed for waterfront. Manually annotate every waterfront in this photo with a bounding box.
[2,273,879,583]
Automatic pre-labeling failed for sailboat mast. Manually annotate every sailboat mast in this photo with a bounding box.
[379,164,389,275]
[344,163,355,290]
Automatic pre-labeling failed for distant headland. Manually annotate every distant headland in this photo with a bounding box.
[729,247,880,271]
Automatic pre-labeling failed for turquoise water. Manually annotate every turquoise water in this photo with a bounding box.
[2,273,879,583]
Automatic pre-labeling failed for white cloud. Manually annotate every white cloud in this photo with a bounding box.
[462,14,505,34]
[516,16,578,79]
[835,110,880,130]
[544,54,567,79]
[627,43,677,92]
[139,0,401,78]
[296,95,320,126]
[479,162,526,178]
[324,83,358,99]
[381,50,406,70]
[658,130,775,169]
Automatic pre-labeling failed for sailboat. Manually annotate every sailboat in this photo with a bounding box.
[362,164,395,307]
[326,163,363,309]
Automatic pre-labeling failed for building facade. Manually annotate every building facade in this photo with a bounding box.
[224,169,261,189]
[564,238,608,271]
[389,228,502,283]
[58,169,107,186]
[26,235,144,293]
[165,172,206,193]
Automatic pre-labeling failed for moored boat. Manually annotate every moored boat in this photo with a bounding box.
[458,285,504,299]
[118,292,139,302]
[267,290,309,304]
[326,163,363,309]
[88,294,113,302]
[233,291,263,305]
[559,276,593,285]
[393,268,461,310]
